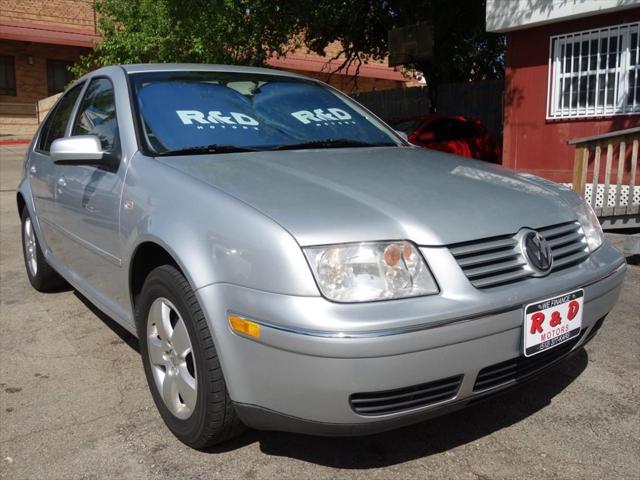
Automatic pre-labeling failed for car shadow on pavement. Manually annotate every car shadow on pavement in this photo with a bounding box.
[211,350,589,468]
[70,286,589,468]
[73,291,140,353]
[40,280,75,294]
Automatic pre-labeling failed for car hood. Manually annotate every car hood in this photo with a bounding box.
[157,147,576,246]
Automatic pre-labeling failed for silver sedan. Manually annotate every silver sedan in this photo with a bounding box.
[17,64,626,448]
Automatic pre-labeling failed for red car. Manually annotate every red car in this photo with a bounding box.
[388,115,502,164]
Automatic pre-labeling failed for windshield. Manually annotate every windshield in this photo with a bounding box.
[129,71,400,155]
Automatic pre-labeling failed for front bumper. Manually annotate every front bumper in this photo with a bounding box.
[195,241,626,435]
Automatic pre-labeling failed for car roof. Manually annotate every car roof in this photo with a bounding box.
[66,63,323,97]
[69,63,321,93]
[120,63,310,79]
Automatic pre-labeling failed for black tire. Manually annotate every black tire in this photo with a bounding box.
[20,208,66,292]
[135,265,244,449]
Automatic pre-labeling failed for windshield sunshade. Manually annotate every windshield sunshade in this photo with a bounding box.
[132,72,397,154]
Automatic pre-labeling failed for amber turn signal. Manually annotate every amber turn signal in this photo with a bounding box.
[228,314,260,338]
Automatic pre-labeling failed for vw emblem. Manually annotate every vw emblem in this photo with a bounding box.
[523,231,553,273]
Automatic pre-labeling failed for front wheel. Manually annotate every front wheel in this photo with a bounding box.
[135,265,244,448]
[21,208,65,291]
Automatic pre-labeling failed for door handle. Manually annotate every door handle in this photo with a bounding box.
[56,177,67,195]
[29,165,37,175]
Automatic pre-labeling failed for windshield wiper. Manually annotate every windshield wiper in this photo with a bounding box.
[270,139,396,151]
[155,144,259,156]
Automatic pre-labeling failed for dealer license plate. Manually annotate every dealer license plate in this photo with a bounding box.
[523,290,583,357]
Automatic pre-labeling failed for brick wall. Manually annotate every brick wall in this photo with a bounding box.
[268,38,412,92]
[0,40,89,104]
[0,113,38,137]
[0,0,96,31]
[1,1,408,99]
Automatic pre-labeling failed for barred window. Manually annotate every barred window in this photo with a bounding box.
[547,22,640,119]
[47,59,74,96]
[0,55,16,96]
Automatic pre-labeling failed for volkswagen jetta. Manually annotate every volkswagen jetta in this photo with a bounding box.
[17,64,626,448]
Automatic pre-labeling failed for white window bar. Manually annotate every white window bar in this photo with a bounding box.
[632,23,639,111]
[595,33,601,115]
[576,32,582,115]
[569,35,574,116]
[548,21,640,119]
[604,30,614,115]
[613,26,621,113]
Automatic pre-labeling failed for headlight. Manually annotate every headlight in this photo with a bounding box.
[573,200,604,252]
[304,241,439,302]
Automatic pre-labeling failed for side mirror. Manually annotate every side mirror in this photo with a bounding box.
[50,135,104,165]
[417,131,436,143]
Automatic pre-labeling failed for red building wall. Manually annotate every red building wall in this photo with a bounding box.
[503,8,640,183]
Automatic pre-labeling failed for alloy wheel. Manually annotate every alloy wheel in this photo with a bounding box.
[146,297,197,419]
[23,217,38,277]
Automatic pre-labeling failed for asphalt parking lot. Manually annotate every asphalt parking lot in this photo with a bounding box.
[0,144,638,480]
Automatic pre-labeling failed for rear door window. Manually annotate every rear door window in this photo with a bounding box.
[38,82,84,153]
[448,119,477,140]
[424,119,476,142]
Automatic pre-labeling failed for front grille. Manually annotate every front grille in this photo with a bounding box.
[350,375,463,416]
[473,329,586,392]
[538,221,590,271]
[449,221,589,289]
[449,234,527,289]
